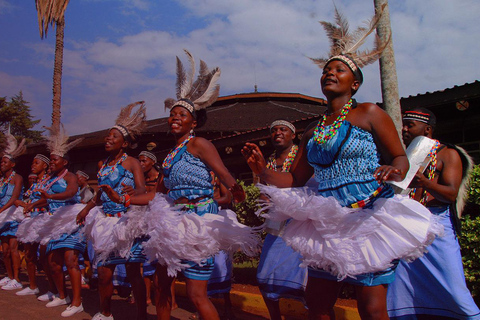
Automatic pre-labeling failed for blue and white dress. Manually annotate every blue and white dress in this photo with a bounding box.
[16,182,49,243]
[43,175,86,253]
[387,205,480,319]
[258,121,443,284]
[84,161,147,266]
[142,142,259,278]
[0,182,22,237]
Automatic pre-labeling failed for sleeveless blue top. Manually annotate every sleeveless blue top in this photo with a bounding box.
[0,183,17,207]
[98,162,134,217]
[47,175,80,214]
[307,121,392,207]
[26,182,47,217]
[163,144,213,201]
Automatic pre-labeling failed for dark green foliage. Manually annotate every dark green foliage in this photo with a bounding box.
[0,91,43,144]
[460,214,480,303]
[468,165,480,206]
[233,180,264,228]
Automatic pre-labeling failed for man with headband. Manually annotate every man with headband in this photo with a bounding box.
[76,170,94,204]
[256,119,307,320]
[387,108,480,319]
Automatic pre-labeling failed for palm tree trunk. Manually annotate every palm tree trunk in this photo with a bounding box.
[374,0,403,139]
[52,16,64,130]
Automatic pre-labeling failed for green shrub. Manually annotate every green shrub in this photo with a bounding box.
[233,180,264,228]
[460,214,480,303]
[468,165,480,206]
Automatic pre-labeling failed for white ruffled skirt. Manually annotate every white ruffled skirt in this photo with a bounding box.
[0,206,24,228]
[141,194,261,277]
[17,211,49,243]
[257,184,444,280]
[38,203,86,245]
[83,205,148,264]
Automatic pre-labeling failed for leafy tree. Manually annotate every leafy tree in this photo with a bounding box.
[0,91,43,143]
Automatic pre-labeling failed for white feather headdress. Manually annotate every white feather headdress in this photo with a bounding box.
[111,101,147,141]
[43,124,83,158]
[2,133,26,160]
[164,49,221,114]
[310,4,389,80]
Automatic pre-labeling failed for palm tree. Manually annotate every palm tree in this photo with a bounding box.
[35,0,70,129]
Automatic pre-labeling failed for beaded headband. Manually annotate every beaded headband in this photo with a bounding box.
[403,110,436,126]
[139,151,157,163]
[270,120,296,134]
[34,154,50,165]
[112,101,147,142]
[76,170,89,180]
[111,125,130,139]
[28,173,37,178]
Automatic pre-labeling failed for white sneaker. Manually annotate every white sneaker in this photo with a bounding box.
[16,287,40,296]
[46,296,71,307]
[92,312,114,320]
[38,291,57,302]
[0,277,11,286]
[61,304,84,317]
[2,279,22,290]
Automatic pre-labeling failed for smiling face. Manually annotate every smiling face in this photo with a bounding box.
[31,158,48,175]
[49,154,68,174]
[321,60,360,97]
[168,106,197,137]
[270,125,295,150]
[0,157,14,174]
[105,128,128,153]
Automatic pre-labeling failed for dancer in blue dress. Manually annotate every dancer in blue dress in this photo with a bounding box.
[242,7,442,320]
[31,124,85,317]
[76,101,148,320]
[102,51,258,320]
[15,154,53,296]
[256,120,307,320]
[387,109,480,320]
[0,134,25,291]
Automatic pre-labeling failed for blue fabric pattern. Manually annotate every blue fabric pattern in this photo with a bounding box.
[307,120,392,207]
[46,175,80,214]
[0,182,22,236]
[306,120,396,285]
[98,163,134,217]
[164,150,213,201]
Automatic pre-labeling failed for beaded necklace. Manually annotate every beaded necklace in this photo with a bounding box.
[266,145,298,172]
[409,139,440,205]
[162,133,194,170]
[0,171,15,189]
[97,153,128,178]
[43,169,68,192]
[313,99,353,145]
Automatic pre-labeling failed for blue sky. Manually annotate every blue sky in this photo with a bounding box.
[1,0,479,135]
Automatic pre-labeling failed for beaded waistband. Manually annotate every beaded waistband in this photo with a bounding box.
[347,185,384,209]
[176,197,214,210]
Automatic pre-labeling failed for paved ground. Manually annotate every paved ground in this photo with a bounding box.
[0,271,269,320]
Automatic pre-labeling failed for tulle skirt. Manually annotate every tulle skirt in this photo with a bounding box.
[17,212,49,243]
[257,184,444,280]
[141,194,261,277]
[38,203,86,245]
[83,206,148,265]
[0,206,24,237]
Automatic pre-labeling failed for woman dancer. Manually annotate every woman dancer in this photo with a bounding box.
[0,134,25,290]
[76,101,148,320]
[242,7,442,320]
[15,154,54,296]
[28,124,86,317]
[101,51,256,320]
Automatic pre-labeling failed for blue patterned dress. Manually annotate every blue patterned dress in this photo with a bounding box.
[0,182,21,237]
[163,144,216,281]
[306,120,397,286]
[45,175,85,253]
[97,161,147,266]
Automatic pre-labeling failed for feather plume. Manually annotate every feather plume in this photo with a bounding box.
[310,4,388,69]
[3,134,26,159]
[454,145,474,218]
[165,50,221,113]
[43,124,83,157]
[114,101,147,140]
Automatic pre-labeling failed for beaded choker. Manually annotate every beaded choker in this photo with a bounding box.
[266,145,298,172]
[97,153,128,178]
[313,99,353,145]
[0,171,15,189]
[162,133,194,170]
[409,140,440,205]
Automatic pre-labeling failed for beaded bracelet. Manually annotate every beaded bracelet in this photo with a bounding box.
[124,194,131,207]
